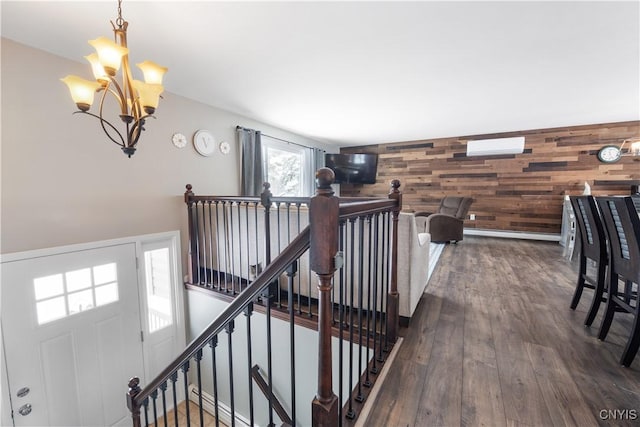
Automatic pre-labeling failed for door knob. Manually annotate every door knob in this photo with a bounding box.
[18,403,32,416]
[16,387,30,398]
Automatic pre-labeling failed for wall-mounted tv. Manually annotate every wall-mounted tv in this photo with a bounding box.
[324,153,379,184]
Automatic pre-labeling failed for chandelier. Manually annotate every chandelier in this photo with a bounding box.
[61,0,167,157]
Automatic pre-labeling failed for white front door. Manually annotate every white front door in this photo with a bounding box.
[1,243,144,426]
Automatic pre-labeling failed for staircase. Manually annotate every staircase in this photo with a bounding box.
[126,169,402,427]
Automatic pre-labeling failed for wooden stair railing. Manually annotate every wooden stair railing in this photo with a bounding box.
[128,168,402,427]
[251,365,293,427]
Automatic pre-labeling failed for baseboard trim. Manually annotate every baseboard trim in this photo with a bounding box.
[354,337,404,427]
[188,384,253,427]
[463,228,561,242]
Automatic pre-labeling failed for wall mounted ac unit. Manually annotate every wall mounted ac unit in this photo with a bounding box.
[466,136,525,156]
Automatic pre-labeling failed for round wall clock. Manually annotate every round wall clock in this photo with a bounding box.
[597,145,622,163]
[219,141,231,155]
[193,130,216,156]
[172,132,187,149]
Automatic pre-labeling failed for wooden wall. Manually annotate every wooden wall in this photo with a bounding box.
[339,121,640,234]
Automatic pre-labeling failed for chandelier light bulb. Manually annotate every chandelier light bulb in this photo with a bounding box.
[84,53,109,83]
[88,36,128,75]
[136,60,168,85]
[60,75,102,111]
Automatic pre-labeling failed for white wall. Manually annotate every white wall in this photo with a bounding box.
[0,38,333,257]
[187,290,371,427]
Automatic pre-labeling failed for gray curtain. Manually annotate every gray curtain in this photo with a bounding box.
[312,147,326,192]
[237,127,264,196]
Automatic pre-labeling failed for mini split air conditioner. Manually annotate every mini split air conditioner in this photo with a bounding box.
[466,136,525,156]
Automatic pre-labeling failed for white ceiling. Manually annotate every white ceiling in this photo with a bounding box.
[2,1,639,146]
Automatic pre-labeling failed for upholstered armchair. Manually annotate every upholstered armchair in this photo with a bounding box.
[415,197,473,243]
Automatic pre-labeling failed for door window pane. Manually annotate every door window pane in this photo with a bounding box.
[66,268,92,292]
[36,297,67,324]
[34,274,64,300]
[144,248,173,332]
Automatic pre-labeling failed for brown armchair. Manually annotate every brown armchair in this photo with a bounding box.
[415,197,473,243]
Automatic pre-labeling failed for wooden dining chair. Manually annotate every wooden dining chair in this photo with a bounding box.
[595,196,640,367]
[569,196,608,326]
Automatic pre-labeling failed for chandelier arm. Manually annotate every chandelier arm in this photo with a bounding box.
[73,111,126,147]
[128,114,154,147]
[105,77,128,115]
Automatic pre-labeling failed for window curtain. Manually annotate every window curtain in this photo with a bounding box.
[311,147,326,192]
[237,126,264,196]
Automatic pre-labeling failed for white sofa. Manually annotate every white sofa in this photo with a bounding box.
[397,212,431,319]
[206,206,430,320]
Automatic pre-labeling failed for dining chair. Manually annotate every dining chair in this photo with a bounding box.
[595,196,640,367]
[569,196,608,326]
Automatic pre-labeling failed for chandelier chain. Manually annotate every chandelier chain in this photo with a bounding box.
[115,0,124,28]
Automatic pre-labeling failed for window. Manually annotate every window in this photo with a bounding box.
[262,136,313,196]
[143,245,174,333]
[34,263,119,325]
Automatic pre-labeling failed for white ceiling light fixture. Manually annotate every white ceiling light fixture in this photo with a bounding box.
[60,0,168,158]
[466,136,525,157]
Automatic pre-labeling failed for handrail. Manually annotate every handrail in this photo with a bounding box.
[339,199,398,219]
[132,226,312,405]
[251,365,293,426]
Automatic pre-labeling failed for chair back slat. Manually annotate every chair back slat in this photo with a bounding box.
[596,197,640,281]
[569,196,606,263]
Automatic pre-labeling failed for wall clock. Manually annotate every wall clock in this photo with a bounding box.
[193,130,216,156]
[219,141,231,155]
[171,132,187,149]
[597,145,622,163]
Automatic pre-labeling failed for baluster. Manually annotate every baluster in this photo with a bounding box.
[215,201,222,289]
[208,201,215,288]
[310,168,340,425]
[265,289,274,427]
[356,216,365,402]
[387,180,402,343]
[371,213,380,371]
[237,202,243,293]
[170,372,178,427]
[230,202,237,294]
[195,349,204,427]
[245,303,255,427]
[346,217,356,420]
[201,200,208,285]
[383,211,391,352]
[209,336,220,427]
[245,202,251,291]
[151,389,158,427]
[181,361,190,426]
[298,203,302,313]
[380,212,388,355]
[226,320,236,427]
[277,202,284,308]
[142,397,149,427]
[364,215,373,388]
[254,201,260,283]
[222,201,230,292]
[160,381,168,427]
[287,260,298,426]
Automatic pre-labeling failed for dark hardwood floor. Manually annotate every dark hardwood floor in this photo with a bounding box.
[365,236,640,427]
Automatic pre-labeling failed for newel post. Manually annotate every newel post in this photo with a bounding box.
[387,179,402,343]
[185,184,198,285]
[310,168,340,427]
[126,377,142,427]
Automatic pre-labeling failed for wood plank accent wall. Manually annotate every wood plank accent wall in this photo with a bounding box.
[339,121,640,234]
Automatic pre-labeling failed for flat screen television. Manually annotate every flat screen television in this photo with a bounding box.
[324,153,379,184]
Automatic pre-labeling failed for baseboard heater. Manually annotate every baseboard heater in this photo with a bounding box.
[463,228,560,242]
[188,384,253,427]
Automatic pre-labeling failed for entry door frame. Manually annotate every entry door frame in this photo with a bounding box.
[0,230,186,425]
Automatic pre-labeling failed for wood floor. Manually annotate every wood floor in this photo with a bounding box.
[364,236,640,427]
